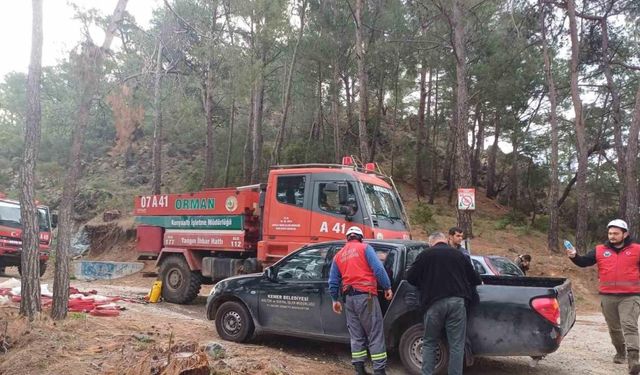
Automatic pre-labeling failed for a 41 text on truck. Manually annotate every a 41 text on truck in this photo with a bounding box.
[134,157,411,304]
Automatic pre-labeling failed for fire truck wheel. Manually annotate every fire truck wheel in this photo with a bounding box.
[399,323,449,375]
[215,301,254,342]
[17,261,47,277]
[159,255,203,304]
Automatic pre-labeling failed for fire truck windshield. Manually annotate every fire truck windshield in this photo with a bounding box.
[362,183,403,223]
[0,201,51,232]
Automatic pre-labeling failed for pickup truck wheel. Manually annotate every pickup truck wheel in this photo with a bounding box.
[399,323,449,375]
[159,255,202,304]
[215,301,254,342]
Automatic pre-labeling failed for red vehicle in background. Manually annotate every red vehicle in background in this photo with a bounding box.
[134,157,411,304]
[0,193,54,276]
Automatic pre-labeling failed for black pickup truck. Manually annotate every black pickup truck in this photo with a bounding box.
[205,240,576,374]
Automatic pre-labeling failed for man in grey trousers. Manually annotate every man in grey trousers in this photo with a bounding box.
[407,232,482,375]
[329,226,393,375]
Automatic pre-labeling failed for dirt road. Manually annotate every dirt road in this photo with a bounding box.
[71,279,626,375]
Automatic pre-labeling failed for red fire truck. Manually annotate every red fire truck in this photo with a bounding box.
[0,193,54,276]
[134,157,411,304]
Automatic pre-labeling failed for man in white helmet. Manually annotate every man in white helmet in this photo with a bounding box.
[328,226,393,375]
[567,219,640,374]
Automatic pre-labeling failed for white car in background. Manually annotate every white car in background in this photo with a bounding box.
[470,255,524,277]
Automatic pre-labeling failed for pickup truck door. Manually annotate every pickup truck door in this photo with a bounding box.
[320,247,350,338]
[320,244,398,339]
[257,244,332,334]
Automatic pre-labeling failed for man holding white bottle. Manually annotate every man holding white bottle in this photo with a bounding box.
[566,219,640,374]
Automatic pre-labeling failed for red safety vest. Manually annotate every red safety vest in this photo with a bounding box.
[335,240,377,294]
[596,243,640,294]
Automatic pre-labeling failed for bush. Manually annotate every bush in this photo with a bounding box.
[531,215,549,233]
[494,210,527,230]
[411,201,435,233]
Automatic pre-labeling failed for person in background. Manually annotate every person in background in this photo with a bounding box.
[407,232,482,375]
[448,227,471,261]
[329,226,393,375]
[566,219,640,374]
[515,254,532,275]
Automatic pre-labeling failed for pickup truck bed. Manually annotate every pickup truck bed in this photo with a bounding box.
[206,240,576,375]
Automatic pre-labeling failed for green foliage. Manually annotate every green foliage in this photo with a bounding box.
[494,210,528,230]
[410,202,436,233]
[531,215,550,233]
[69,312,87,320]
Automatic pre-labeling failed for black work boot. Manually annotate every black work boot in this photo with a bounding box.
[628,349,640,374]
[615,344,627,364]
[354,362,370,375]
[373,369,387,375]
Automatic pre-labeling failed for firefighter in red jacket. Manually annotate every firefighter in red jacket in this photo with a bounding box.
[568,219,640,374]
[329,226,393,375]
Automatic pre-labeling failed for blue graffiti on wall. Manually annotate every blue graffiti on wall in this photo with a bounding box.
[78,261,143,280]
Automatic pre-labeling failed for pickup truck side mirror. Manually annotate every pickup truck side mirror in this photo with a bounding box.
[264,267,276,281]
[51,213,58,229]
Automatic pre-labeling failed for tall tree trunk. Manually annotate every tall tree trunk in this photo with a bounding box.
[52,0,128,320]
[390,50,401,176]
[250,49,265,184]
[224,96,235,187]
[624,84,640,239]
[540,1,560,252]
[452,0,473,236]
[443,130,454,191]
[486,112,500,198]
[203,3,219,188]
[342,75,354,139]
[316,61,324,141]
[510,132,519,210]
[471,104,484,186]
[203,60,216,187]
[369,77,384,161]
[244,86,255,183]
[567,0,588,251]
[416,57,428,198]
[20,0,43,320]
[307,61,324,160]
[429,71,439,204]
[151,38,164,194]
[425,67,433,190]
[272,0,307,165]
[599,16,627,218]
[354,0,370,162]
[332,60,342,163]
[224,1,236,186]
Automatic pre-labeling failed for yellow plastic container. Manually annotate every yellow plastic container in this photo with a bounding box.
[148,280,162,303]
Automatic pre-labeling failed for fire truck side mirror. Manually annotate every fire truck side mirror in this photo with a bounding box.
[338,184,348,205]
[51,213,58,229]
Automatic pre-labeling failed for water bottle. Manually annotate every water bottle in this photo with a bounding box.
[564,240,576,256]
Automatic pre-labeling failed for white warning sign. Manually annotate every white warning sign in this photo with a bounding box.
[457,188,476,210]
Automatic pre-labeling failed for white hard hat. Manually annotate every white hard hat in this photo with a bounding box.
[607,219,628,231]
[346,226,364,238]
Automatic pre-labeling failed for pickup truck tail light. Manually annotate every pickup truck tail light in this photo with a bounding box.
[531,297,561,326]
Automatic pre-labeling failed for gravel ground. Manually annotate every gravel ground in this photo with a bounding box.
[2,270,629,375]
[77,279,628,375]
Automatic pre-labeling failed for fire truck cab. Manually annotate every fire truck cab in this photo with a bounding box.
[134,157,411,304]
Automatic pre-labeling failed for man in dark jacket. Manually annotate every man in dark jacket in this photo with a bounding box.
[567,219,640,374]
[407,232,482,375]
